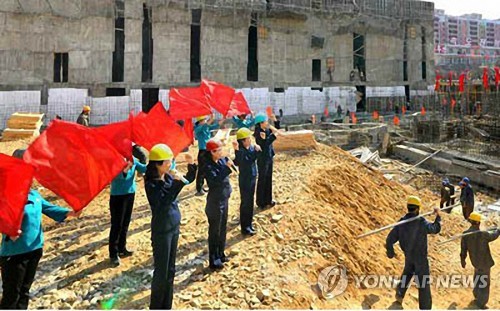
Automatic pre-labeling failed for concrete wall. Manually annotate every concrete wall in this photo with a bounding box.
[0,1,435,92]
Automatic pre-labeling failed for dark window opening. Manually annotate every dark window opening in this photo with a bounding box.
[106,88,126,97]
[355,85,366,111]
[112,1,125,82]
[311,87,323,92]
[405,85,410,103]
[274,87,285,93]
[403,62,408,81]
[53,53,68,83]
[247,13,258,82]
[421,62,427,80]
[421,26,427,80]
[190,9,201,82]
[142,4,153,82]
[142,88,159,113]
[312,59,321,81]
[403,24,408,82]
[353,33,365,81]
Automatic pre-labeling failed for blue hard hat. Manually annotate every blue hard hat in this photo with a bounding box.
[254,113,268,124]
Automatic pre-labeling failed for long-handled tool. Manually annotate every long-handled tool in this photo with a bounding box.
[357,201,461,239]
[437,227,498,245]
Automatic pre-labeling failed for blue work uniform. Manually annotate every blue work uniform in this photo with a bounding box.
[460,184,474,220]
[234,144,259,231]
[203,157,232,266]
[386,213,441,310]
[194,122,219,192]
[232,116,255,129]
[254,126,276,208]
[145,164,197,310]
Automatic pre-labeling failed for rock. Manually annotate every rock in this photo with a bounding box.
[248,296,261,305]
[276,233,285,241]
[237,292,245,299]
[190,299,201,308]
[257,289,271,302]
[271,214,283,223]
[230,248,240,256]
[90,297,100,305]
[192,290,202,298]
[178,294,192,301]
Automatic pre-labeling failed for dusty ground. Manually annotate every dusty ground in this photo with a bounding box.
[0,139,498,310]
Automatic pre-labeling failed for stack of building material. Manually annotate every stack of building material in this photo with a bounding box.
[273,130,317,152]
[1,113,44,141]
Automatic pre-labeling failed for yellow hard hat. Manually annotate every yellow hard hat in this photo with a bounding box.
[83,105,91,112]
[236,128,252,140]
[149,144,173,161]
[196,115,207,122]
[468,212,481,223]
[407,196,422,208]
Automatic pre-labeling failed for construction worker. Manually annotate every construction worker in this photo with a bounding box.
[194,115,224,196]
[440,178,455,213]
[76,105,91,127]
[144,144,197,309]
[203,138,233,269]
[460,212,499,310]
[108,156,147,267]
[232,112,255,129]
[233,128,261,236]
[459,177,474,220]
[254,113,280,209]
[0,150,81,309]
[386,196,441,310]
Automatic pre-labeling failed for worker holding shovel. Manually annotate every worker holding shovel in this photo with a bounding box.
[460,212,499,310]
[386,196,441,310]
[233,128,262,236]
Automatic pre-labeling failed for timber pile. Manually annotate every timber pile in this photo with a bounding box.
[273,130,317,152]
[1,113,44,141]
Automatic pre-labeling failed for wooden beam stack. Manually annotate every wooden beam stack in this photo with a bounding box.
[273,130,317,152]
[1,113,44,141]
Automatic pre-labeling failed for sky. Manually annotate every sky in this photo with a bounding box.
[431,0,499,20]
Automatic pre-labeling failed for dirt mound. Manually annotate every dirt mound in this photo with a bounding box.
[0,140,498,310]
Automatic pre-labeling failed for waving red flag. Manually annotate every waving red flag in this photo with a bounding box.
[323,107,329,117]
[372,110,379,120]
[451,98,457,108]
[92,119,132,160]
[132,102,191,155]
[495,67,500,88]
[393,116,400,126]
[168,87,211,120]
[434,74,441,91]
[421,106,426,116]
[0,154,34,237]
[23,120,126,211]
[459,73,466,93]
[226,92,251,118]
[483,67,489,90]
[266,106,273,117]
[183,118,194,144]
[201,80,235,116]
[402,105,407,115]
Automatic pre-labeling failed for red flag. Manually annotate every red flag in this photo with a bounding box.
[393,116,400,126]
[132,102,191,155]
[183,118,194,145]
[494,67,500,88]
[168,87,212,120]
[402,105,407,115]
[92,119,133,160]
[24,120,126,211]
[451,98,457,108]
[483,67,489,90]
[421,106,426,116]
[372,110,379,120]
[226,92,251,118]
[201,80,235,116]
[448,71,453,88]
[350,112,357,124]
[323,107,329,117]
[0,154,34,237]
[266,106,273,117]
[434,74,441,91]
[459,73,466,93]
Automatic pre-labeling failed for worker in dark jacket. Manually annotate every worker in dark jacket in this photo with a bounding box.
[108,157,147,266]
[144,144,197,310]
[76,105,91,127]
[194,115,223,196]
[233,128,262,236]
[0,150,81,310]
[440,178,455,213]
[459,177,474,220]
[460,212,500,309]
[386,196,441,310]
[203,138,233,269]
[254,113,280,209]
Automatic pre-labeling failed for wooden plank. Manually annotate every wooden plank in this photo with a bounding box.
[274,130,317,152]
[7,120,43,130]
[1,128,40,141]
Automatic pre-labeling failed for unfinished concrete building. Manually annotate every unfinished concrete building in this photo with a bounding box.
[0,0,435,108]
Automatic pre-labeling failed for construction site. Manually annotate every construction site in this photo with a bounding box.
[0,0,500,310]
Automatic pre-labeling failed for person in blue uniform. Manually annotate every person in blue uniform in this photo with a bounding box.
[459,177,474,220]
[0,149,81,310]
[233,128,261,235]
[253,113,280,209]
[108,156,147,266]
[202,138,234,269]
[232,113,255,129]
[386,196,441,310]
[194,115,223,196]
[144,144,197,310]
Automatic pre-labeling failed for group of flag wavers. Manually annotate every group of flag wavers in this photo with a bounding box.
[0,107,280,310]
[378,177,498,310]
